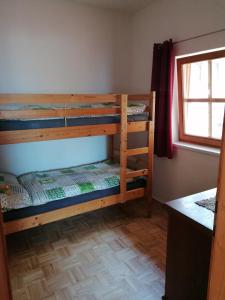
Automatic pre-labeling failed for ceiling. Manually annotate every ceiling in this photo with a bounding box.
[75,0,153,12]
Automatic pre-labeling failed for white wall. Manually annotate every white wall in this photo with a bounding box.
[128,0,225,201]
[130,0,225,92]
[0,0,130,175]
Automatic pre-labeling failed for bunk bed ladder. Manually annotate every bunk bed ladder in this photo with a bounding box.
[119,92,156,215]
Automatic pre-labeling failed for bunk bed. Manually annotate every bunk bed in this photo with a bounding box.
[0,93,155,235]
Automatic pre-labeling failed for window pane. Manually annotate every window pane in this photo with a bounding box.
[184,102,209,137]
[212,58,225,98]
[212,103,225,139]
[183,61,209,98]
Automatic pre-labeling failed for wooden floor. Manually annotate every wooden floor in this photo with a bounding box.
[6,200,167,300]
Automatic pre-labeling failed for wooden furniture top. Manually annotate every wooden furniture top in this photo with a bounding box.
[166,188,216,232]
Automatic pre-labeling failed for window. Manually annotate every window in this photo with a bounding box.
[177,50,225,148]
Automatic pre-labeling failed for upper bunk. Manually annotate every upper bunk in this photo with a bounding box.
[0,93,155,145]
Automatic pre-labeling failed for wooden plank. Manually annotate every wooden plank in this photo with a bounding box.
[3,188,145,235]
[185,98,225,103]
[128,121,148,132]
[180,133,221,148]
[146,91,156,216]
[207,116,225,300]
[149,91,155,121]
[0,107,120,120]
[0,207,12,299]
[0,121,148,145]
[0,94,118,104]
[0,93,153,104]
[125,188,145,201]
[177,58,187,146]
[0,93,154,104]
[120,95,128,202]
[127,147,149,156]
[126,169,148,179]
[177,49,225,65]
[0,124,119,144]
[0,109,65,119]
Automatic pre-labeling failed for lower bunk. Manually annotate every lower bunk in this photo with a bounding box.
[1,160,146,235]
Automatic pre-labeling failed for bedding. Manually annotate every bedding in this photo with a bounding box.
[0,102,146,119]
[15,160,137,210]
[0,173,32,212]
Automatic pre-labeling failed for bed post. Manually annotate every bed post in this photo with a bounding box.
[119,94,128,202]
[146,91,156,216]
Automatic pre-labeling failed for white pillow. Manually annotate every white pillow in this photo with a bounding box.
[0,173,32,212]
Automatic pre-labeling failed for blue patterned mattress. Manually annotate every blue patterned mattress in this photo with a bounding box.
[0,114,148,131]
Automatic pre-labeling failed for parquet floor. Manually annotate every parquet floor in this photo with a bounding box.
[7,200,167,300]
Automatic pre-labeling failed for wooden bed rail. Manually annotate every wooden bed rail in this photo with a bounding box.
[0,92,155,145]
[0,122,149,145]
[0,93,154,120]
[4,188,145,235]
[0,93,153,104]
[0,94,119,104]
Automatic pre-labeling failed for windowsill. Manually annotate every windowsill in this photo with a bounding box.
[173,141,220,157]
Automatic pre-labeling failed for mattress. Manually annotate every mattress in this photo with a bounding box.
[0,113,148,131]
[3,179,145,222]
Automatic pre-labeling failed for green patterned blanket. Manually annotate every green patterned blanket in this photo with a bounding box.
[18,160,127,207]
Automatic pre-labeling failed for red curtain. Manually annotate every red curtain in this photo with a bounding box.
[151,39,174,159]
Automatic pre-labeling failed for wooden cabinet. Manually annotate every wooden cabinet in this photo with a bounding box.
[164,189,215,300]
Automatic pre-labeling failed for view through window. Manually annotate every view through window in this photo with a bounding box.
[177,50,225,147]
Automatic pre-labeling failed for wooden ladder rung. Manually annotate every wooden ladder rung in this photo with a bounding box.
[124,188,145,201]
[126,169,148,179]
[127,147,148,156]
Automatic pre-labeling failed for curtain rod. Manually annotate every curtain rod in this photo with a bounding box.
[174,28,225,44]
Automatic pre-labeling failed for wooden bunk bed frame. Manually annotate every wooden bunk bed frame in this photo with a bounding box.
[0,92,155,235]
